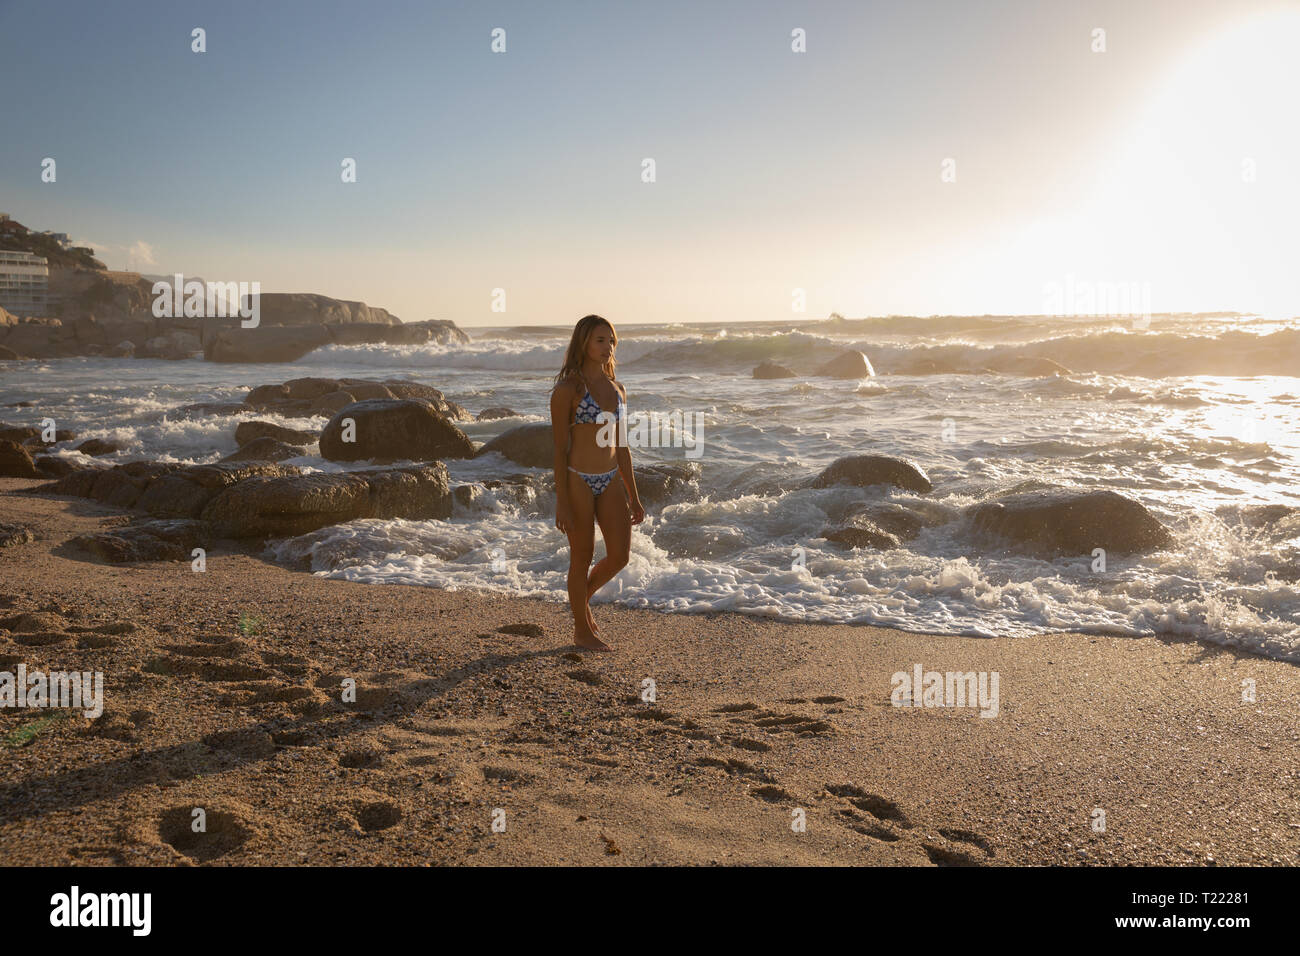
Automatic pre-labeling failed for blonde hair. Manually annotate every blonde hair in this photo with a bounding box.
[553,314,619,387]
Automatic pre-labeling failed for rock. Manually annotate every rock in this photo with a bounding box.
[140,330,201,359]
[0,439,41,478]
[477,407,519,421]
[243,377,472,422]
[816,350,875,379]
[966,489,1174,557]
[106,339,135,358]
[823,515,900,550]
[234,421,317,447]
[200,294,469,362]
[282,377,347,401]
[134,462,299,518]
[633,462,701,507]
[753,360,797,379]
[343,383,397,401]
[0,522,35,548]
[71,519,207,563]
[846,503,925,540]
[200,463,452,538]
[206,324,334,363]
[474,422,554,468]
[246,384,290,406]
[45,460,183,509]
[850,501,956,539]
[311,390,356,414]
[810,455,932,493]
[34,456,85,478]
[0,345,22,360]
[75,438,121,456]
[220,437,307,463]
[319,399,475,463]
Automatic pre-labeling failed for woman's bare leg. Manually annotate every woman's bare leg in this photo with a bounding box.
[564,472,610,651]
[589,484,633,598]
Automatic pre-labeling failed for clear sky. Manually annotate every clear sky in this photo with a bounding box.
[2,0,1296,326]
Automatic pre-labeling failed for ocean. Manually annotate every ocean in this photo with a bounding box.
[4,313,1298,660]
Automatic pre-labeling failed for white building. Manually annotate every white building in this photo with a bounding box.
[0,250,49,317]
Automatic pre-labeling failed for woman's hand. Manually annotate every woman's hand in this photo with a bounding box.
[629,498,645,525]
[556,498,573,535]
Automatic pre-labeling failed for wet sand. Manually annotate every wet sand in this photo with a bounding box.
[1,477,1298,866]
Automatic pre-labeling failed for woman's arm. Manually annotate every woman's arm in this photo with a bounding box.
[614,383,643,520]
[550,383,573,531]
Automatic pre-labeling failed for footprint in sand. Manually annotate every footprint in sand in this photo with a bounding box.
[482,766,535,786]
[12,631,70,647]
[201,727,276,759]
[749,784,796,804]
[157,805,253,862]
[145,657,272,682]
[165,640,250,659]
[694,755,777,784]
[825,784,913,828]
[938,827,996,858]
[922,842,986,866]
[338,747,385,769]
[565,669,603,686]
[76,634,119,650]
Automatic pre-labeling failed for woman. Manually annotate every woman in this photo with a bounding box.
[550,314,645,651]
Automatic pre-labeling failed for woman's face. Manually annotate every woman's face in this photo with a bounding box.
[585,325,615,364]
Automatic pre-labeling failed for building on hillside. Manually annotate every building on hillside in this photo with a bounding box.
[39,230,73,249]
[0,250,49,317]
[0,213,31,237]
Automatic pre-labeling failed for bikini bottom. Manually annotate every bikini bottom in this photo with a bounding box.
[568,464,619,498]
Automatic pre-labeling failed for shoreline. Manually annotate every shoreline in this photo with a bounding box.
[2,477,1298,866]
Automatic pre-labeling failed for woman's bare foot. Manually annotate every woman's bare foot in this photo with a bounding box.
[574,623,612,652]
[585,604,600,634]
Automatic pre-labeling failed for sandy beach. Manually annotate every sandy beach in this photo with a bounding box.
[2,477,1297,867]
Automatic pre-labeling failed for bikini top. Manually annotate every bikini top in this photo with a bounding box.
[573,374,625,425]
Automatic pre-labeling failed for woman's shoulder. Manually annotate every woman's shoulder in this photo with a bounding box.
[552,373,582,398]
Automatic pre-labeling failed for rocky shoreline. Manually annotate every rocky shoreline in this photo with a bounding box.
[0,270,469,361]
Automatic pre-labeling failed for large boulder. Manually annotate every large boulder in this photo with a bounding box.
[71,519,207,563]
[133,462,298,518]
[816,350,875,379]
[633,462,701,507]
[967,489,1174,557]
[753,361,797,379]
[220,437,306,463]
[0,440,41,478]
[822,515,900,550]
[810,455,932,493]
[241,377,471,421]
[318,399,475,463]
[474,422,554,468]
[234,420,318,447]
[45,461,183,509]
[200,464,452,538]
